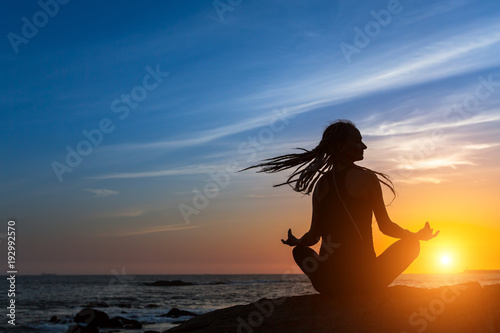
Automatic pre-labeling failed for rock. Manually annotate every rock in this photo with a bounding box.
[74,308,110,328]
[161,308,197,318]
[143,280,195,287]
[73,308,142,329]
[483,284,500,329]
[165,282,500,333]
[49,315,61,323]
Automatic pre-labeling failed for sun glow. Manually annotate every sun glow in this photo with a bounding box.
[441,255,451,265]
[435,252,461,274]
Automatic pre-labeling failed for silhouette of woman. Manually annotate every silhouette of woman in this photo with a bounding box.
[245,120,439,296]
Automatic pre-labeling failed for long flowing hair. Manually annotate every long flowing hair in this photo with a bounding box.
[241,120,395,198]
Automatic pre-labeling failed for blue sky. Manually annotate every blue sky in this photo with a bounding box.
[1,0,500,274]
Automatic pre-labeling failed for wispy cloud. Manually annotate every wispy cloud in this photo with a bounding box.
[104,210,145,218]
[464,143,499,150]
[362,111,500,137]
[396,156,474,171]
[97,224,201,237]
[397,177,444,185]
[239,24,500,109]
[98,107,296,152]
[356,101,500,184]
[87,165,221,180]
[97,24,500,158]
[340,31,500,99]
[83,188,119,197]
[400,0,474,25]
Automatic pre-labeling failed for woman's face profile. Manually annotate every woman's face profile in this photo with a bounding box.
[337,127,367,162]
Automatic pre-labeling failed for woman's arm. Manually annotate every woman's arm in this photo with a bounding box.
[368,172,438,240]
[366,172,409,238]
[281,175,329,247]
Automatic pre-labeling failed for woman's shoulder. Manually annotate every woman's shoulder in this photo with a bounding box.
[347,167,375,178]
[313,171,333,201]
[347,167,379,187]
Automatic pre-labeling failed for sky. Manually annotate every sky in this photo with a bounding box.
[1,0,499,275]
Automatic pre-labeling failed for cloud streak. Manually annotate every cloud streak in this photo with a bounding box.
[96,224,201,237]
[83,188,119,197]
[96,23,500,159]
[87,165,222,180]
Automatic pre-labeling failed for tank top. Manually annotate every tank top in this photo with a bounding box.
[319,168,376,262]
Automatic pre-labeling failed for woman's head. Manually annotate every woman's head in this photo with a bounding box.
[243,119,392,196]
[317,120,367,164]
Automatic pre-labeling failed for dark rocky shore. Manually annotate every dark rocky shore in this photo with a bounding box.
[165,282,500,333]
[64,307,197,332]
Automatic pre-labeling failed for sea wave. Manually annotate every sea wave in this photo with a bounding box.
[142,278,288,286]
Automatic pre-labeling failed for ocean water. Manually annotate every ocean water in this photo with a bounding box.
[0,272,499,332]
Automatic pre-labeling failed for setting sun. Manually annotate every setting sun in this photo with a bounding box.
[441,255,451,265]
[432,250,462,273]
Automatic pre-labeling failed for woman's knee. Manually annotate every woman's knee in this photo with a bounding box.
[292,246,321,274]
[292,245,312,261]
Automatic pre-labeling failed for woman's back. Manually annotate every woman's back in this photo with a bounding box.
[317,168,376,261]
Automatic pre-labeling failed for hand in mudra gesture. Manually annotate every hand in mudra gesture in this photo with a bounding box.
[281,229,300,246]
[416,221,440,241]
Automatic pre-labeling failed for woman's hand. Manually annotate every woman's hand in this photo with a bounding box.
[415,221,440,241]
[281,229,300,246]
